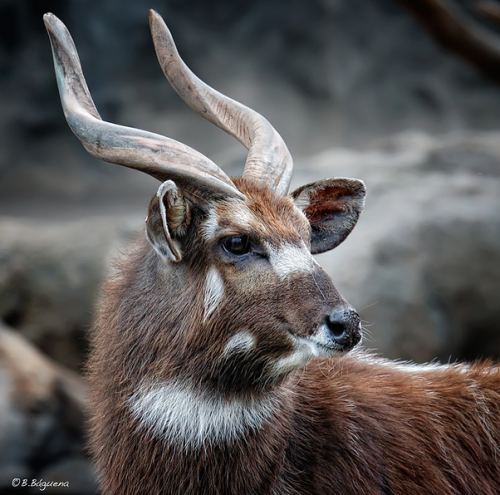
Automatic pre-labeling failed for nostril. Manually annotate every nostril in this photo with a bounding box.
[325,316,346,338]
[326,308,361,346]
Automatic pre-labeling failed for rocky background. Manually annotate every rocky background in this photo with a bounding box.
[1,0,500,493]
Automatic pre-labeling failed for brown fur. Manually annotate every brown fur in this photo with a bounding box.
[87,180,500,494]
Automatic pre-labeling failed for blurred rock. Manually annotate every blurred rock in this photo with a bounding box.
[0,322,96,494]
[0,216,140,370]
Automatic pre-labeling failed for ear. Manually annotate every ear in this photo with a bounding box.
[146,180,192,262]
[291,178,366,254]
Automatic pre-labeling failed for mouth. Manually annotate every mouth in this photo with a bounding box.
[293,326,362,358]
[273,331,356,376]
[313,340,346,355]
[293,335,343,359]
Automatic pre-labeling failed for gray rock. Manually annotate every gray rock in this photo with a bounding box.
[0,217,140,370]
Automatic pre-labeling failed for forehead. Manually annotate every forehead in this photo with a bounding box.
[206,179,310,245]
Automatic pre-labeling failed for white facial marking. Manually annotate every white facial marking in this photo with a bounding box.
[203,210,219,240]
[223,331,256,357]
[308,324,346,351]
[274,322,354,374]
[202,201,255,240]
[230,202,254,230]
[274,336,322,374]
[267,243,317,281]
[128,382,278,449]
[204,267,224,321]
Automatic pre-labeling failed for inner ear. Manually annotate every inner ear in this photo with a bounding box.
[146,180,191,262]
[291,178,366,254]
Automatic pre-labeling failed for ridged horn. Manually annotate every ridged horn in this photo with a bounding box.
[149,9,294,196]
[43,13,246,205]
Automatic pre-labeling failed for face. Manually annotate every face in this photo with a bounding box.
[146,177,365,390]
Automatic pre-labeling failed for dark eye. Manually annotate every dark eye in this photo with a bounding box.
[222,236,251,256]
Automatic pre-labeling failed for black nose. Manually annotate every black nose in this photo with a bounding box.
[325,307,362,350]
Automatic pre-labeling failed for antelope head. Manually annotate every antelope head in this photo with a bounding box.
[44,11,365,395]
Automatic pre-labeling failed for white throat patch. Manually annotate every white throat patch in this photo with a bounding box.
[128,382,278,450]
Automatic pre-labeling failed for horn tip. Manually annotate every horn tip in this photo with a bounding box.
[149,9,177,56]
[43,12,67,42]
[149,9,163,28]
[43,12,57,31]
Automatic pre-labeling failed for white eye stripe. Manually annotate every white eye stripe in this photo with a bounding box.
[203,211,219,240]
[266,243,317,281]
[230,204,254,230]
[202,202,256,240]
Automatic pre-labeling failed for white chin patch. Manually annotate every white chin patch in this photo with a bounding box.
[307,324,340,352]
[274,329,340,374]
[273,338,318,374]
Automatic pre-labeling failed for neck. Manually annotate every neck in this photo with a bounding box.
[97,374,294,495]
[127,377,286,451]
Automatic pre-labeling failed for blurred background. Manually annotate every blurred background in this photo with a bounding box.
[1,0,500,493]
